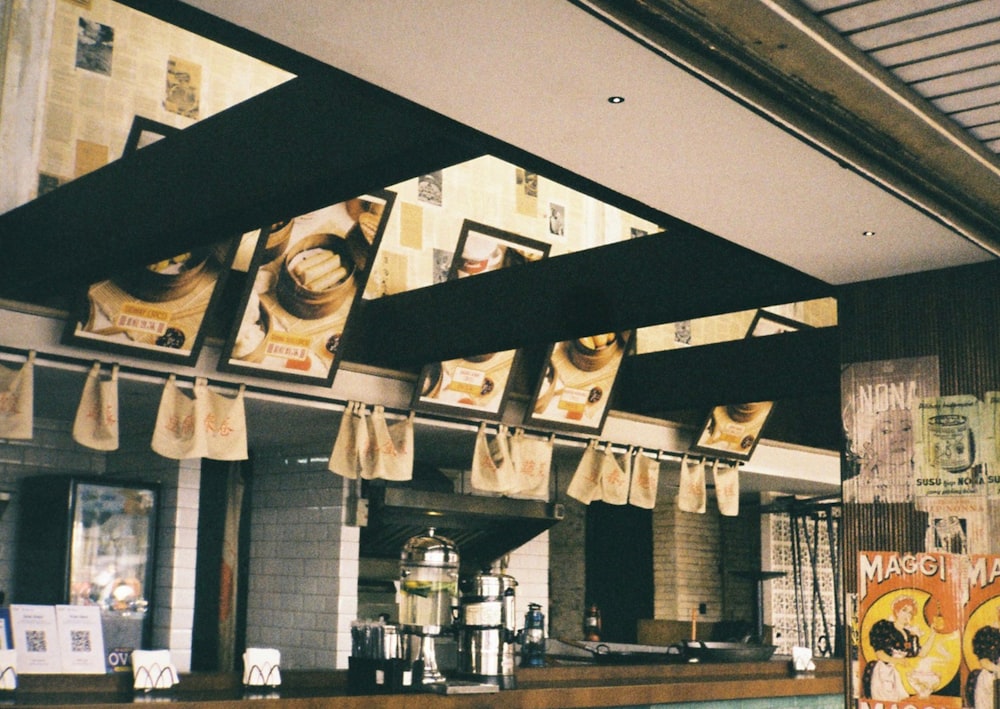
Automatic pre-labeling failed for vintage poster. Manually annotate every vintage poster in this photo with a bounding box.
[164,56,200,119]
[857,551,963,708]
[842,357,940,504]
[75,18,113,76]
[918,496,988,556]
[915,395,985,497]
[985,392,1000,496]
[963,555,1000,709]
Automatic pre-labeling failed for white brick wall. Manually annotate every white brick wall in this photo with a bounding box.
[503,530,550,632]
[654,489,726,621]
[652,489,754,625]
[245,451,551,669]
[0,416,197,671]
[3,421,549,672]
[245,453,353,669]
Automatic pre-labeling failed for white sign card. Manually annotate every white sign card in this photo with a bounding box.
[9,605,62,674]
[55,605,106,674]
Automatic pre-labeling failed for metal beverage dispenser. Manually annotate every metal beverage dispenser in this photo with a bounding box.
[456,568,518,689]
[398,529,459,685]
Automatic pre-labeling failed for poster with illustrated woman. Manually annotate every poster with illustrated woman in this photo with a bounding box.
[963,556,1000,709]
[857,551,962,708]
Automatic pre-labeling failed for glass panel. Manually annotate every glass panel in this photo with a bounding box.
[69,483,156,613]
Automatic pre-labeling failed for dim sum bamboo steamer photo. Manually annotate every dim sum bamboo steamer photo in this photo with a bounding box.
[276,233,355,319]
[569,333,620,372]
[119,248,211,302]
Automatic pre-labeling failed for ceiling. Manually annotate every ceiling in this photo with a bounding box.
[802,0,1000,157]
[155,0,999,285]
[2,0,999,472]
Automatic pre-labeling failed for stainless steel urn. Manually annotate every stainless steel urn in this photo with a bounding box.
[455,569,518,689]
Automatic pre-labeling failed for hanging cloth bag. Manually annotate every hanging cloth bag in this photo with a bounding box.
[0,351,33,440]
[628,449,660,509]
[329,401,362,479]
[152,374,205,459]
[471,422,515,493]
[713,459,740,516]
[677,454,706,513]
[567,439,603,504]
[600,444,631,505]
[73,362,119,450]
[201,381,248,461]
[507,429,553,500]
[365,406,414,481]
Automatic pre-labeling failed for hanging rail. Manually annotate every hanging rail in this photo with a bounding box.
[0,345,747,467]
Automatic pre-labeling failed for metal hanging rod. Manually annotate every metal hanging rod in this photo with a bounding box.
[0,345,744,466]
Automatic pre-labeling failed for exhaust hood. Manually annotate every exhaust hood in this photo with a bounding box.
[357,484,564,572]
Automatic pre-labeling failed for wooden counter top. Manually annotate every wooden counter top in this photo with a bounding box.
[10,658,844,708]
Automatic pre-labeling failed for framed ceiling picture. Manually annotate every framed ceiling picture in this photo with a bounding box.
[691,401,775,461]
[412,220,550,419]
[63,115,229,364]
[218,190,396,386]
[745,309,810,338]
[122,116,178,153]
[64,239,237,365]
[525,330,632,434]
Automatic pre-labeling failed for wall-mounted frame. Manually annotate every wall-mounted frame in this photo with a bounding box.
[412,220,550,419]
[123,116,177,153]
[63,115,228,364]
[218,190,395,386]
[524,330,632,434]
[691,401,774,461]
[745,309,810,338]
[64,239,237,365]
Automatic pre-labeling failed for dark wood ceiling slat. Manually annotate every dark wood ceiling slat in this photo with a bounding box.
[0,74,483,300]
[615,327,841,413]
[342,229,831,369]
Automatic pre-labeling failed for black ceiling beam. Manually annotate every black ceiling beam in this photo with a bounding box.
[0,73,483,301]
[342,227,832,369]
[615,326,840,412]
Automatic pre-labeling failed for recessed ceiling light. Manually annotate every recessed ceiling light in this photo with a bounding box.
[862,230,876,237]
[607,96,625,104]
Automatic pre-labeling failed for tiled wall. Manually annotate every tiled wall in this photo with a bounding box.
[244,453,355,669]
[762,511,839,656]
[245,450,551,669]
[652,489,754,625]
[0,416,198,671]
[1,425,551,674]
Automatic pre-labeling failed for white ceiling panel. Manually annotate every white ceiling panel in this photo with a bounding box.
[173,0,994,285]
[892,43,1000,82]
[817,0,977,32]
[912,63,1000,97]
[869,20,1000,67]
[844,2,1000,50]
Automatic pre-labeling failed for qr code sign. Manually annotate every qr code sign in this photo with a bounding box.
[25,629,47,653]
[70,629,92,653]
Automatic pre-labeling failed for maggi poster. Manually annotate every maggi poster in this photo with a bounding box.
[963,555,1000,709]
[857,551,962,709]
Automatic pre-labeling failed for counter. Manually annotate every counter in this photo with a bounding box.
[8,657,844,708]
